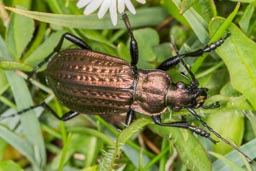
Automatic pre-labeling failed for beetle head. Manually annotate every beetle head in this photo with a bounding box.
[166,81,208,111]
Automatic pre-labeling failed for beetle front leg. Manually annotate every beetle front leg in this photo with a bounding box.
[122,13,138,73]
[54,33,92,51]
[157,33,231,71]
[151,115,218,143]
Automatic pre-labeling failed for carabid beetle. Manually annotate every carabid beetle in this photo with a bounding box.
[3,13,251,161]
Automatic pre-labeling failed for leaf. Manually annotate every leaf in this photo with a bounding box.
[0,160,23,171]
[210,152,245,171]
[1,19,46,169]
[6,11,34,59]
[4,70,46,170]
[206,110,244,154]
[133,28,159,69]
[0,70,8,95]
[171,0,209,43]
[212,138,256,170]
[209,18,256,109]
[161,0,189,27]
[230,0,256,2]
[193,0,217,22]
[0,126,36,168]
[149,124,212,171]
[180,0,197,14]
[238,3,255,33]
[0,61,32,71]
[98,118,151,171]
[24,31,66,67]
[5,7,168,29]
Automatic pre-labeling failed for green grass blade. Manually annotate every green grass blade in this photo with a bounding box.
[149,124,212,171]
[212,138,256,170]
[0,160,23,171]
[5,71,46,170]
[6,12,34,59]
[172,0,208,43]
[0,126,37,168]
[5,7,168,29]
[98,118,151,171]
[0,60,32,71]
[0,28,46,169]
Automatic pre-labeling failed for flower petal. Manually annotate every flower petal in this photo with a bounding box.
[109,0,118,25]
[98,0,111,18]
[136,0,146,4]
[124,0,136,14]
[118,0,125,13]
[83,0,103,15]
[76,0,92,8]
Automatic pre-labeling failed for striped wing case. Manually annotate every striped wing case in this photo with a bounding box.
[46,49,134,114]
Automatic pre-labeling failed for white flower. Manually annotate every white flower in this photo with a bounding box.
[77,0,146,25]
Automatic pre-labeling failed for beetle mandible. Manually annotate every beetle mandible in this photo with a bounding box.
[4,13,251,161]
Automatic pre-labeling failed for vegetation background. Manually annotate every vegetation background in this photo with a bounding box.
[0,0,256,170]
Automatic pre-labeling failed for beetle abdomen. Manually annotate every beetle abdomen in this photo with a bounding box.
[46,49,134,114]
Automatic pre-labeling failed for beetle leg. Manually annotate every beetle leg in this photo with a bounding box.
[41,102,79,121]
[125,109,136,126]
[122,13,138,73]
[0,102,79,121]
[54,33,92,51]
[28,33,92,79]
[151,115,218,143]
[157,33,231,71]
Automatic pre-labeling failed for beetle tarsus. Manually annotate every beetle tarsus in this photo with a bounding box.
[202,102,220,109]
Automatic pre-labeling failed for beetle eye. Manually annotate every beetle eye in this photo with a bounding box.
[177,82,185,89]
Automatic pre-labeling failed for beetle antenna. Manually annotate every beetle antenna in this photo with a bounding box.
[201,102,220,109]
[187,108,253,162]
[170,36,198,86]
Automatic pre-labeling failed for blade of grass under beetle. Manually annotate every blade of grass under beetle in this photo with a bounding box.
[0,125,37,169]
[98,118,151,171]
[1,15,46,169]
[210,18,256,110]
[192,2,240,74]
[212,138,256,171]
[5,71,46,170]
[0,61,32,71]
[0,160,23,170]
[6,12,34,60]
[149,125,212,171]
[5,7,168,29]
[172,0,209,43]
